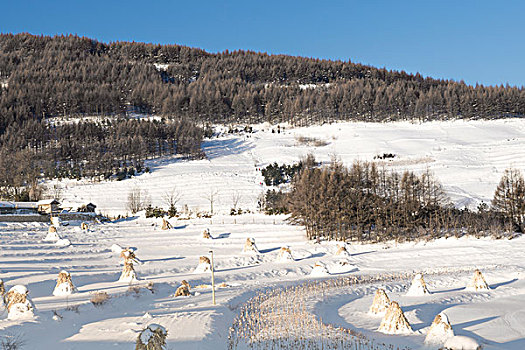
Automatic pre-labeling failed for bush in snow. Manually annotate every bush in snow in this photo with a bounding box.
[80,222,89,230]
[194,256,212,274]
[53,270,76,296]
[425,312,454,345]
[6,285,34,320]
[377,301,412,334]
[161,218,172,230]
[406,273,430,296]
[443,335,482,350]
[242,237,259,254]
[90,291,110,307]
[369,288,391,315]
[275,246,294,263]
[466,269,490,291]
[174,280,191,297]
[136,324,167,350]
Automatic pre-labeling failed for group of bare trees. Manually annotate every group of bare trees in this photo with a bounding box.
[285,159,525,242]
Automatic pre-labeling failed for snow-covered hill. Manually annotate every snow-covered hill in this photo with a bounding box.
[55,118,525,216]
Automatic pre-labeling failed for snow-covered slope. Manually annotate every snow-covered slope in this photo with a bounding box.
[55,119,525,216]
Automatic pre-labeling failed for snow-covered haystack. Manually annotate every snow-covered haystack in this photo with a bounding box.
[202,228,212,239]
[81,222,89,230]
[161,218,172,230]
[369,288,391,315]
[44,225,61,241]
[0,279,5,308]
[194,256,212,273]
[6,285,34,320]
[119,248,138,282]
[424,312,454,345]
[53,270,76,296]
[51,216,61,227]
[466,269,490,291]
[406,273,430,296]
[377,301,412,334]
[335,244,350,257]
[242,237,259,254]
[175,280,191,297]
[443,335,482,350]
[275,246,294,263]
[136,323,168,350]
[310,262,330,276]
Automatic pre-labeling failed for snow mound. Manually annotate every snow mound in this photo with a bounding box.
[6,285,34,320]
[53,270,76,296]
[55,238,71,247]
[443,335,482,350]
[378,301,412,334]
[466,269,490,291]
[309,262,330,276]
[44,228,61,242]
[275,247,294,263]
[406,273,430,296]
[425,312,454,345]
[369,288,391,315]
[119,262,138,282]
[111,243,123,253]
[194,256,212,274]
[51,216,61,226]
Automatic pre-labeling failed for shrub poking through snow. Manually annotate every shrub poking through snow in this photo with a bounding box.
[81,222,89,230]
[53,270,76,296]
[310,262,330,276]
[202,228,211,239]
[369,288,391,315]
[161,218,172,230]
[335,244,350,257]
[242,237,259,254]
[425,312,454,345]
[443,335,482,350]
[44,225,61,242]
[136,324,167,350]
[377,301,412,334]
[6,285,34,320]
[406,273,430,296]
[119,248,138,282]
[175,280,191,297]
[0,279,5,308]
[466,269,490,291]
[90,291,110,307]
[194,256,212,273]
[275,246,294,263]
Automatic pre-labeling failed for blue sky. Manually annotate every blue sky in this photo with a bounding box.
[2,0,523,87]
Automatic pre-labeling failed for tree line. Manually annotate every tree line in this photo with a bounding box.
[267,157,524,242]
[0,118,203,201]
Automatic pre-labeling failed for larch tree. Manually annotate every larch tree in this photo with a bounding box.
[492,168,525,231]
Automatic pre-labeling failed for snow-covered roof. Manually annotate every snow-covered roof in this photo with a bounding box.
[0,201,14,208]
[37,199,60,205]
[13,202,38,209]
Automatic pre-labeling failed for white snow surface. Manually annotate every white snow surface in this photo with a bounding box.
[3,120,525,348]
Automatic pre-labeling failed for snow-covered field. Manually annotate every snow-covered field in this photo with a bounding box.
[2,119,525,349]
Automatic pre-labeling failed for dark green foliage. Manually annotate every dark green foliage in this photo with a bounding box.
[261,162,303,186]
[264,190,289,215]
[145,206,167,218]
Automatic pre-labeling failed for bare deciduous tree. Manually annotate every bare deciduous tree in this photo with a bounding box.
[126,186,151,214]
[231,190,242,210]
[202,188,219,215]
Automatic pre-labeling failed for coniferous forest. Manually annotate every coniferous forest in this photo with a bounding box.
[1,33,524,200]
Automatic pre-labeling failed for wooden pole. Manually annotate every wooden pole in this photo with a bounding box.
[209,250,216,305]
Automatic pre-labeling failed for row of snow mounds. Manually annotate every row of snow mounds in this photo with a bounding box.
[406,270,490,296]
[371,273,485,350]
